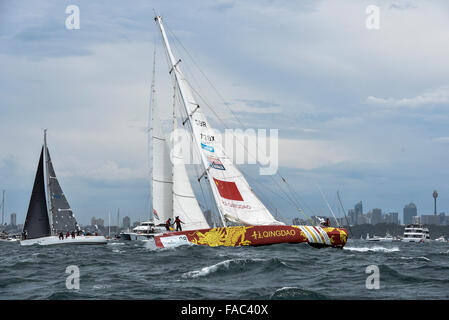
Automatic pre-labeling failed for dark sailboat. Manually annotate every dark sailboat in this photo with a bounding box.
[20,131,107,246]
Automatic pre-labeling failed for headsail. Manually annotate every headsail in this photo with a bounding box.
[155,16,283,227]
[45,147,79,233]
[23,147,51,239]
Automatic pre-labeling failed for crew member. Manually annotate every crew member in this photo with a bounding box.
[165,218,172,231]
[174,216,184,232]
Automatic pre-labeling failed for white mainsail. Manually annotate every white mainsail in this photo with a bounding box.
[172,124,210,230]
[155,16,283,227]
[150,43,209,230]
[151,94,173,225]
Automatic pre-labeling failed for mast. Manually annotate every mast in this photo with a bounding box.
[108,211,111,237]
[1,190,4,227]
[337,191,353,237]
[117,208,120,232]
[154,15,227,227]
[43,129,53,234]
[149,45,156,223]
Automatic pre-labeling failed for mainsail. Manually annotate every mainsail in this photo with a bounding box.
[150,46,209,230]
[23,148,51,239]
[45,147,79,233]
[172,123,210,230]
[151,98,173,225]
[155,16,283,227]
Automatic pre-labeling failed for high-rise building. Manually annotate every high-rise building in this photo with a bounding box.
[10,212,16,226]
[90,217,104,227]
[403,203,417,225]
[385,212,399,224]
[421,215,440,225]
[122,216,131,229]
[439,212,447,225]
[354,201,363,225]
[371,208,382,225]
[348,209,356,225]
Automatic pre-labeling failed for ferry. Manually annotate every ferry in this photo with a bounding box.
[401,218,430,243]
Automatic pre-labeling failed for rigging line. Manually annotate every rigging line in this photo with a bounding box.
[278,174,317,217]
[188,80,314,219]
[167,42,300,212]
[187,80,302,213]
[242,174,291,216]
[242,175,288,223]
[316,183,340,227]
[173,80,216,223]
[165,20,314,223]
[165,23,247,130]
[337,191,353,237]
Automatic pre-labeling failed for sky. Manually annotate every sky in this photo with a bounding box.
[1,0,449,226]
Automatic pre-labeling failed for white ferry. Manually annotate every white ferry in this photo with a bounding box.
[401,218,430,243]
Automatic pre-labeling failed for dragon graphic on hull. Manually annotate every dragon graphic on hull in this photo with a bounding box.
[154,225,348,248]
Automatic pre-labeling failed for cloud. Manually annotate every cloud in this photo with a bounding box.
[2,0,449,223]
[433,137,449,144]
[366,86,449,108]
[232,99,283,114]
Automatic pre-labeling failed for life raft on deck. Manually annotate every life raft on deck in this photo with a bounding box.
[154,225,348,248]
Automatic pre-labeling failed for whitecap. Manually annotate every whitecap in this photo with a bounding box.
[343,246,399,253]
[182,260,232,278]
[182,258,269,279]
[107,242,125,246]
[400,256,430,261]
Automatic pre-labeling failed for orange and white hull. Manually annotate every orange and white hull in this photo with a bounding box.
[154,225,348,249]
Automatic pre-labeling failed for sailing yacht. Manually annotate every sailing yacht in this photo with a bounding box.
[150,15,348,249]
[20,131,107,246]
[120,220,166,240]
[367,233,394,242]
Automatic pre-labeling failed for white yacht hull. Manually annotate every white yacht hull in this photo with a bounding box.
[0,238,19,242]
[401,238,429,243]
[20,235,107,246]
[368,238,393,242]
[120,232,154,241]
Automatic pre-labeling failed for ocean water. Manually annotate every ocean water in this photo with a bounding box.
[1,239,448,300]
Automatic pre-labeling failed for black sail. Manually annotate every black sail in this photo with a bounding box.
[23,147,51,239]
[46,147,79,233]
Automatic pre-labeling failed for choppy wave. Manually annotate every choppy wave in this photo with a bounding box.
[1,240,449,299]
[343,246,400,253]
[181,257,288,279]
[270,286,330,300]
[400,256,430,261]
